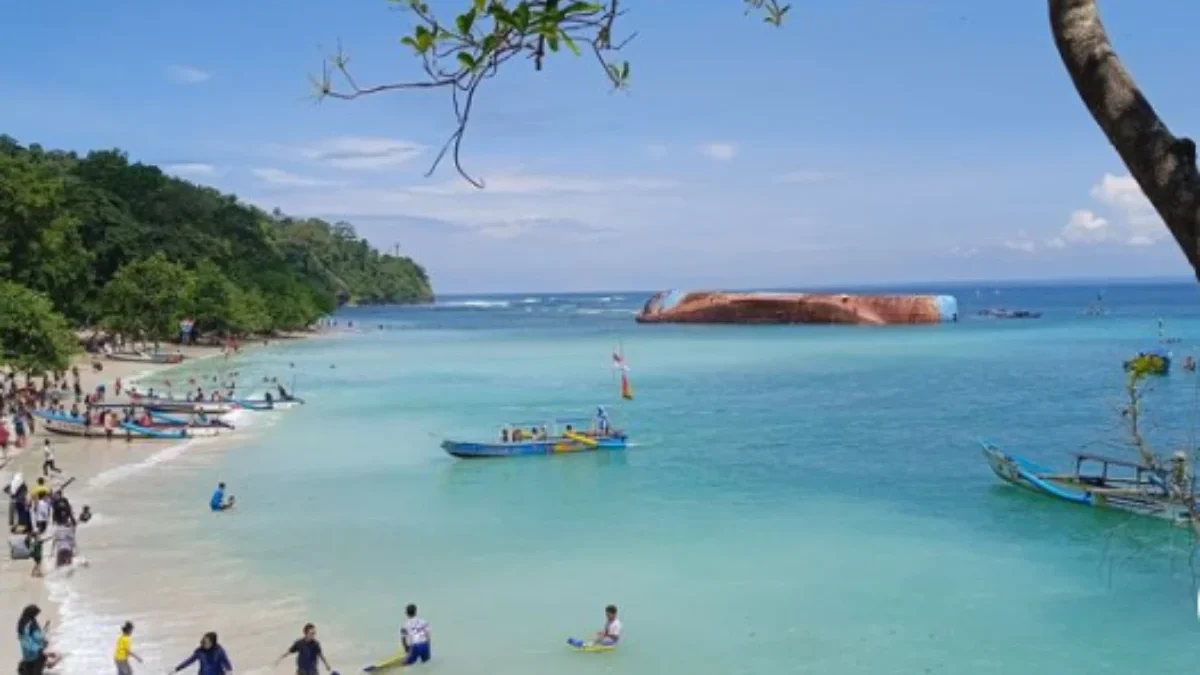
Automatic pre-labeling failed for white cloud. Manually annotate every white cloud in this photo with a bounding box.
[166,65,212,84]
[163,163,217,177]
[1061,209,1112,243]
[775,170,844,184]
[1003,238,1038,253]
[251,167,339,188]
[698,142,738,161]
[1088,172,1163,244]
[646,144,668,159]
[294,137,425,170]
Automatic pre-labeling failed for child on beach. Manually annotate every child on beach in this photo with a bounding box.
[114,621,142,675]
[42,439,62,476]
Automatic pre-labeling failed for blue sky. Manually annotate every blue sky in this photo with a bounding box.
[3,0,1198,293]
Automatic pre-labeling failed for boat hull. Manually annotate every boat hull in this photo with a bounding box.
[131,396,235,415]
[442,435,627,459]
[981,442,1192,523]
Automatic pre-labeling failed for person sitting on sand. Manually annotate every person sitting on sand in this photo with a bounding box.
[170,631,233,675]
[209,483,235,512]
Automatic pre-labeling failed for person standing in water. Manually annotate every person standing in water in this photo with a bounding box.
[400,604,432,666]
[274,623,332,675]
[170,632,232,675]
[114,621,142,675]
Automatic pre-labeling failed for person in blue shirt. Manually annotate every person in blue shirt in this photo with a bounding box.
[171,632,233,675]
[209,483,235,512]
[17,604,61,675]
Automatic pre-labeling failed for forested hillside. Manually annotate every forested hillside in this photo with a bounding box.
[0,135,432,360]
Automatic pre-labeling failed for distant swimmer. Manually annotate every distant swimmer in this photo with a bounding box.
[209,482,235,512]
[400,604,432,666]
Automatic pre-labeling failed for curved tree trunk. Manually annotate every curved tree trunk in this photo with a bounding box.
[1049,0,1200,279]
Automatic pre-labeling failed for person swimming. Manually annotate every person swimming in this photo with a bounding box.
[209,483,235,512]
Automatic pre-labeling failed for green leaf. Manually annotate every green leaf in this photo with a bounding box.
[560,32,580,56]
[620,61,630,80]
[456,9,476,35]
[564,2,602,14]
[457,52,477,69]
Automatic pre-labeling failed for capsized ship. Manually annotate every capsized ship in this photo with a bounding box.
[635,290,958,325]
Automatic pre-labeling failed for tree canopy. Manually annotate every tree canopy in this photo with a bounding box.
[0,136,435,345]
[0,281,77,373]
[317,0,1200,282]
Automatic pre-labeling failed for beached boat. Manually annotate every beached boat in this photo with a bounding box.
[146,411,234,437]
[34,411,188,440]
[980,441,1193,524]
[441,415,627,459]
[127,394,236,415]
[106,351,185,364]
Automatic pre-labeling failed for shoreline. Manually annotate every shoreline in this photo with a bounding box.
[0,333,333,672]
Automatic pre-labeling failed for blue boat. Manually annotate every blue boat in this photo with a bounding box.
[441,413,628,459]
[981,441,1194,524]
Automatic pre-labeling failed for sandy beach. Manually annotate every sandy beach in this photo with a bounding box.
[0,341,313,673]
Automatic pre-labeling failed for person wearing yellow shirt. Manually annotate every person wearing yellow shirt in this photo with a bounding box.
[114,621,142,675]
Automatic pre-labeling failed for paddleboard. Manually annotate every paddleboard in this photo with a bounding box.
[567,638,616,652]
[362,650,407,672]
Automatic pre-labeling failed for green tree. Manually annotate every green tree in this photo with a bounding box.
[317,0,1200,281]
[0,281,78,373]
[0,151,93,319]
[188,262,239,335]
[100,254,195,341]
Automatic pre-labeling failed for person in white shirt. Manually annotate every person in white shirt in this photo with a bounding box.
[400,604,431,665]
[33,496,52,535]
[41,440,62,476]
[594,605,621,646]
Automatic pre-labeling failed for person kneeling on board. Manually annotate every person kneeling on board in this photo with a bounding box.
[400,604,432,666]
[594,605,621,646]
[209,482,235,512]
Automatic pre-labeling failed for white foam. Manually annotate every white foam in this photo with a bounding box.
[439,299,511,308]
[88,437,209,490]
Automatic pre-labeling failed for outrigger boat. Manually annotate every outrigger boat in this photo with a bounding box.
[441,412,627,459]
[981,441,1195,524]
[34,411,189,440]
[127,393,236,415]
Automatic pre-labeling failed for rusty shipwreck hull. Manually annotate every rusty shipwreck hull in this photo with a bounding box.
[635,290,959,326]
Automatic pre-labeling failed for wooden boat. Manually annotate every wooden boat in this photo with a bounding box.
[441,415,628,459]
[145,411,233,437]
[232,396,305,411]
[128,394,235,415]
[106,351,185,364]
[981,441,1194,524]
[35,412,187,440]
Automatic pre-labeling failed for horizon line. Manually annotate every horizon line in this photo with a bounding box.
[430,274,1198,297]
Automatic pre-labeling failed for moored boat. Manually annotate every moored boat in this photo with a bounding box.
[128,394,236,415]
[442,412,627,459]
[980,441,1193,524]
[106,351,185,364]
[34,411,188,440]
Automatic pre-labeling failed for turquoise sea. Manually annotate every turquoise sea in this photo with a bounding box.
[57,280,1200,674]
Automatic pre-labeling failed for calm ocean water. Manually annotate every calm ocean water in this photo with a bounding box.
[56,280,1200,674]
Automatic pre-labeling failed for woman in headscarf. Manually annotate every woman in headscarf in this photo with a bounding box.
[16,604,60,675]
[170,631,233,675]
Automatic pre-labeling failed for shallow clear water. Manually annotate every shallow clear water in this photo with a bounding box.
[61,281,1200,674]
